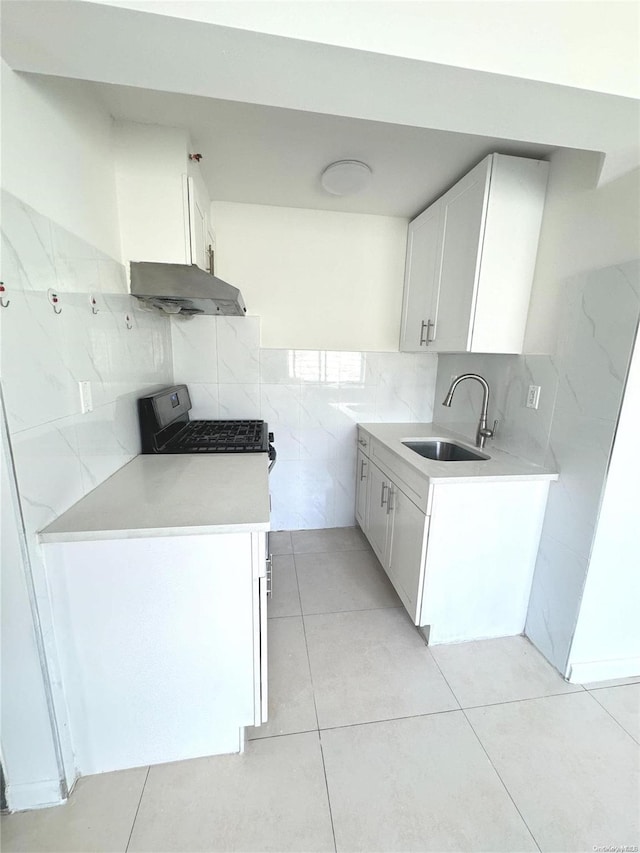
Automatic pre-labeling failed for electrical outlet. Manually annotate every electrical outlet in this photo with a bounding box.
[79,381,93,414]
[526,385,541,410]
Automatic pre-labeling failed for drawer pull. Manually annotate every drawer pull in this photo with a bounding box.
[360,459,367,481]
[380,482,388,507]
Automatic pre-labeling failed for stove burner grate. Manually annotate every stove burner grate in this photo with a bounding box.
[166,420,267,452]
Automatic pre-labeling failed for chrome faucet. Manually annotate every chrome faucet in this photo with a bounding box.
[442,373,498,449]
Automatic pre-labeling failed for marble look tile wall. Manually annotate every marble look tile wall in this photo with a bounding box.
[1,191,174,797]
[435,261,640,675]
[526,261,640,674]
[433,353,558,466]
[1,190,173,563]
[171,316,438,529]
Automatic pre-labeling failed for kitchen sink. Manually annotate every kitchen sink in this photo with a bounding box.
[402,440,489,462]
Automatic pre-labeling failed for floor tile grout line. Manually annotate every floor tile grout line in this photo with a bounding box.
[291,547,369,557]
[586,680,640,691]
[292,551,338,853]
[428,646,541,851]
[584,686,640,745]
[302,604,404,618]
[124,765,150,853]
[318,734,338,853]
[461,707,542,853]
[248,688,613,740]
[426,641,462,711]
[453,687,587,713]
[268,605,404,621]
[292,550,320,734]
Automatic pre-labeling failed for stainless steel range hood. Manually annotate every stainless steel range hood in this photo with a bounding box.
[130,262,247,317]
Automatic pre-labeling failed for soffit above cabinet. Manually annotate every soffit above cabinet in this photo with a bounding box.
[89,80,555,219]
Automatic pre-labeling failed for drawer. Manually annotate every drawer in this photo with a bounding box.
[371,439,430,512]
[356,428,371,455]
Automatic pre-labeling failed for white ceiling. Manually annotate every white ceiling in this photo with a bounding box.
[88,0,640,100]
[93,82,555,218]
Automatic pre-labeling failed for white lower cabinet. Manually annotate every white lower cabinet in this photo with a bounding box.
[42,530,268,776]
[355,449,369,528]
[387,484,429,623]
[356,433,550,644]
[366,460,392,566]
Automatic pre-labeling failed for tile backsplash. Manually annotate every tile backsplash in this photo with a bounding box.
[1,190,174,551]
[171,316,438,529]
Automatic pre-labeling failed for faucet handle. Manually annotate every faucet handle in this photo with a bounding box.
[479,419,499,442]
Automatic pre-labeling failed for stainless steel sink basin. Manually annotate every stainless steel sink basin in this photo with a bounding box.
[402,440,489,462]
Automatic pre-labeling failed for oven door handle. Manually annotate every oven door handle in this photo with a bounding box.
[268,444,277,472]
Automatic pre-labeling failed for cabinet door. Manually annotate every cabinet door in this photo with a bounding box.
[187,176,209,271]
[387,487,428,624]
[432,158,491,352]
[206,227,216,275]
[399,201,443,352]
[366,462,391,567]
[253,532,269,726]
[355,450,369,531]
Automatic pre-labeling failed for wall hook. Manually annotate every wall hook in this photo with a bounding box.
[47,288,62,314]
[125,313,133,330]
[0,281,9,308]
[89,294,99,315]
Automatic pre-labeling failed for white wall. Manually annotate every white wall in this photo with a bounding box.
[211,201,407,351]
[525,150,640,354]
[567,324,640,682]
[0,61,121,261]
[88,0,640,99]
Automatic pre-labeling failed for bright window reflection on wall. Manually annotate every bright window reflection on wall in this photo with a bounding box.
[288,351,364,384]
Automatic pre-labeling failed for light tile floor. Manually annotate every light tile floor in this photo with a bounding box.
[3,528,639,853]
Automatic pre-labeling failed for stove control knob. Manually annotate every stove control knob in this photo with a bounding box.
[268,432,274,442]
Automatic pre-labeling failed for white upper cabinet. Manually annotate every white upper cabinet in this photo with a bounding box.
[114,121,213,271]
[399,200,443,352]
[399,154,549,354]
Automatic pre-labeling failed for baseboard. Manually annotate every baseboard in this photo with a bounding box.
[567,656,640,684]
[5,778,65,812]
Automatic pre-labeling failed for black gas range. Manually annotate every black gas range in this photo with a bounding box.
[138,385,276,470]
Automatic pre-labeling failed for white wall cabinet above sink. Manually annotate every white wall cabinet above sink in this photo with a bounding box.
[114,121,214,272]
[400,153,549,354]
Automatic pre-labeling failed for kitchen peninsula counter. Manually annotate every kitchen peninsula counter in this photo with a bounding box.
[39,453,270,543]
[38,453,271,778]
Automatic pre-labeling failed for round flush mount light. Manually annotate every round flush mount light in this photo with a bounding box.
[321,160,372,196]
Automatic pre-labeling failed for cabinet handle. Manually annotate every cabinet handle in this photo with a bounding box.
[387,486,395,514]
[358,437,367,447]
[420,319,435,346]
[360,459,367,481]
[207,244,215,275]
[380,482,388,507]
[266,554,273,597]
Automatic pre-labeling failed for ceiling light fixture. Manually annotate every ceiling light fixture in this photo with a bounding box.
[321,160,372,196]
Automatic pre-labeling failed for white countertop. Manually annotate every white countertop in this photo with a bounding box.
[358,423,558,484]
[39,454,271,543]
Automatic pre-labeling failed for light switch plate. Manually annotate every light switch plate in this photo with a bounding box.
[526,385,541,410]
[79,381,93,414]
